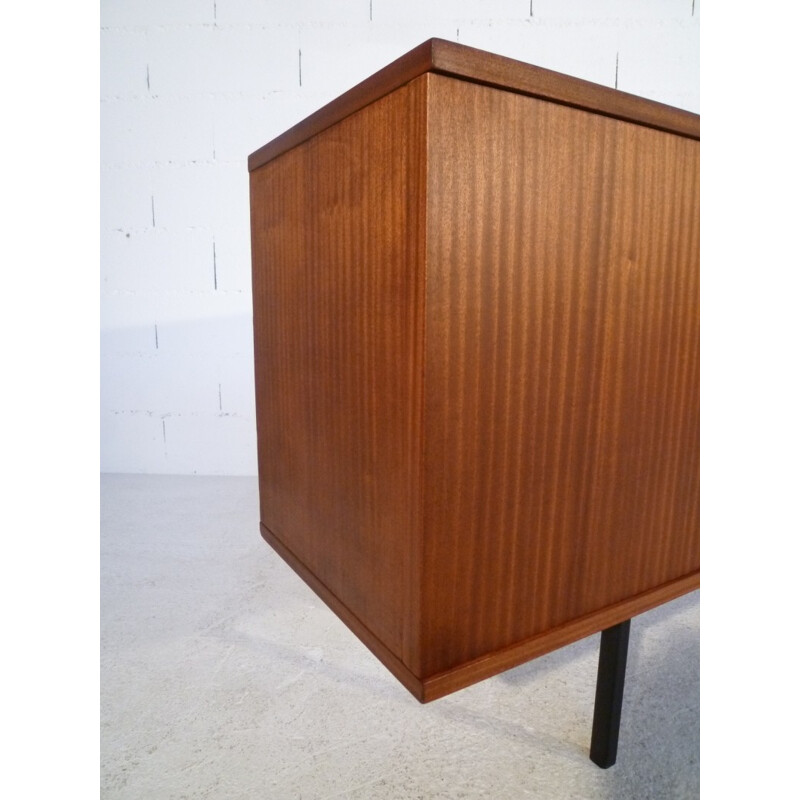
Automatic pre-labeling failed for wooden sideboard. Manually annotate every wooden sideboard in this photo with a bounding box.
[249,39,699,713]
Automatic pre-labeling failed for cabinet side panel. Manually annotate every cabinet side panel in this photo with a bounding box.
[250,76,428,671]
[422,74,699,677]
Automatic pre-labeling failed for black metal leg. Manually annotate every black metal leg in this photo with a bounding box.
[590,619,631,769]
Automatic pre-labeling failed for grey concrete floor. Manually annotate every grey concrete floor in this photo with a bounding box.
[101,474,699,799]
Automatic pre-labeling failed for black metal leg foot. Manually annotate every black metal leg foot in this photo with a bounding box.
[590,619,631,769]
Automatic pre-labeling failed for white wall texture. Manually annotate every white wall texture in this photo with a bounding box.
[100,0,700,475]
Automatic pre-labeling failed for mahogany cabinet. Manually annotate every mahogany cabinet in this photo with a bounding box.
[249,39,699,705]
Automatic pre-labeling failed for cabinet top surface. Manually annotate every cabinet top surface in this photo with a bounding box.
[248,38,699,172]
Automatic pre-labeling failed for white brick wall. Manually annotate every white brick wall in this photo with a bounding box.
[100,0,699,475]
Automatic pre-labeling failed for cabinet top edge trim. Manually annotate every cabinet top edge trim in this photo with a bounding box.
[248,38,699,173]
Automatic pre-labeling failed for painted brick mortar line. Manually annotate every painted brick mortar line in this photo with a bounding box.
[105,227,239,236]
[102,289,246,296]
[100,94,302,103]
[100,7,699,33]
[101,162,245,171]
[213,242,218,290]
[100,23,322,32]
[108,410,247,416]
[102,19,693,34]
[108,410,248,419]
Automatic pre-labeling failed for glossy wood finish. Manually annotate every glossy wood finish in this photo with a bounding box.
[248,40,435,172]
[250,41,699,703]
[421,74,699,679]
[248,38,698,172]
[250,75,428,673]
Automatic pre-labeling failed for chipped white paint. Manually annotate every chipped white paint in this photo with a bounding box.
[100,1,699,475]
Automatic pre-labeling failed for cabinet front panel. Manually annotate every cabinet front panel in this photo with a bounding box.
[422,74,699,677]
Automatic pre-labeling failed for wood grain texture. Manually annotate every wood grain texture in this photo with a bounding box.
[420,572,698,702]
[248,40,434,172]
[250,48,700,702]
[261,517,696,703]
[260,521,426,701]
[428,38,699,141]
[421,74,699,678]
[248,39,698,172]
[250,74,429,673]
